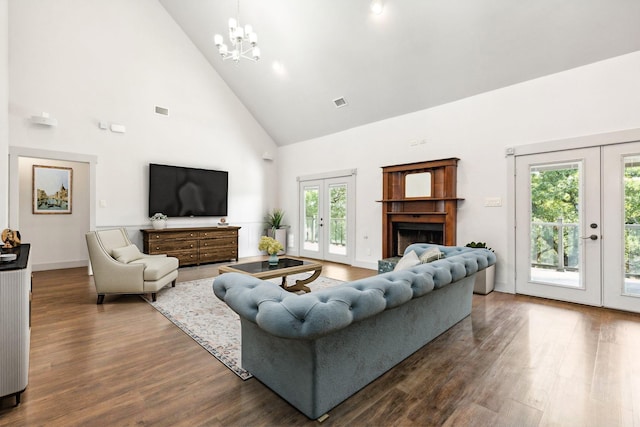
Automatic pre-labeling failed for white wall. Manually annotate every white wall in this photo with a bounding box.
[8,0,278,263]
[279,51,640,292]
[0,0,8,228]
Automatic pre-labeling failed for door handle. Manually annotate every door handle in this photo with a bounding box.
[580,234,598,240]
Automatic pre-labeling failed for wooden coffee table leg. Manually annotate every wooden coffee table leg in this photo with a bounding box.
[281,267,321,293]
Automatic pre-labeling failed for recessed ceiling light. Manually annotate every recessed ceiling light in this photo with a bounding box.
[272,60,285,74]
[370,0,384,15]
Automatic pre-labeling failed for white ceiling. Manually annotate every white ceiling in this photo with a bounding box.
[159,0,640,146]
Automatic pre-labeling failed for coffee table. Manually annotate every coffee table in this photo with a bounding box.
[218,257,323,293]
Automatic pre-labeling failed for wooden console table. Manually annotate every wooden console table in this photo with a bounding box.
[141,226,240,267]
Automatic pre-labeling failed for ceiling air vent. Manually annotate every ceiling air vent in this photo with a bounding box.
[333,97,348,108]
[155,106,169,116]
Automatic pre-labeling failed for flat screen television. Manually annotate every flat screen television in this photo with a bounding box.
[148,163,228,217]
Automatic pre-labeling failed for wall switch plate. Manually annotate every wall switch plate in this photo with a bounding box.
[484,197,502,207]
[110,124,126,133]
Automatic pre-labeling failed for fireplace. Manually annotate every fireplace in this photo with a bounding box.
[395,223,444,256]
[379,158,462,259]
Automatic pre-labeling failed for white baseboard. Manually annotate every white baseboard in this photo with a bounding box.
[352,260,377,270]
[32,260,89,272]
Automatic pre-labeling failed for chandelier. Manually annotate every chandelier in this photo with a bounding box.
[213,1,260,63]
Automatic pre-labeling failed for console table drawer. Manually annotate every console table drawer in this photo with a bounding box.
[149,239,198,252]
[199,248,237,263]
[199,230,237,239]
[200,238,237,249]
[146,231,200,241]
[173,251,199,265]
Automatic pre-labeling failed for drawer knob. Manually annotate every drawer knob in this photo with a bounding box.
[155,246,160,250]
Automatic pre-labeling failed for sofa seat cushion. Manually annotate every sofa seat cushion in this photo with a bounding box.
[131,256,179,281]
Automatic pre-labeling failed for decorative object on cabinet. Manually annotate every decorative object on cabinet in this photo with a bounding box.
[149,213,168,230]
[1,229,21,248]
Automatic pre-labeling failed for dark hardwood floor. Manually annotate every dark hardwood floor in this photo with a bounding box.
[1,259,640,426]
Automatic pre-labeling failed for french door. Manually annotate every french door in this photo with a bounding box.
[515,148,602,306]
[298,175,354,264]
[515,143,640,313]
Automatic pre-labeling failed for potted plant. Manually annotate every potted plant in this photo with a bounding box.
[265,209,287,255]
[150,213,168,230]
[258,236,284,265]
[465,241,495,295]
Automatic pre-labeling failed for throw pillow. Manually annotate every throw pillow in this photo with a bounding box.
[393,250,420,271]
[111,244,144,263]
[419,247,443,263]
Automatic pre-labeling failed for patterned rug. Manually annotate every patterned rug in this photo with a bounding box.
[143,274,343,380]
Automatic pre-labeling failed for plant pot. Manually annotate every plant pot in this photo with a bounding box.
[473,264,495,295]
[151,219,166,230]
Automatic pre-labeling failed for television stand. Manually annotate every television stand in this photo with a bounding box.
[141,226,240,266]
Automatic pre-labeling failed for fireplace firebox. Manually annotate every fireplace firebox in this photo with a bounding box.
[395,223,444,257]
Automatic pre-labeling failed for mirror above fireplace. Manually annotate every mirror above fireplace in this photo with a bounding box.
[405,172,431,198]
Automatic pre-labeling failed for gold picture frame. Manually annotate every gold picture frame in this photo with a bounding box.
[32,165,73,214]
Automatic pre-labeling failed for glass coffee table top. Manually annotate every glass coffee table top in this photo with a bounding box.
[218,257,323,293]
[230,257,307,274]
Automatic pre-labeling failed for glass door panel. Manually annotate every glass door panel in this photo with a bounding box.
[603,142,640,313]
[624,155,640,296]
[529,162,581,288]
[328,183,347,257]
[515,148,601,306]
[301,183,320,257]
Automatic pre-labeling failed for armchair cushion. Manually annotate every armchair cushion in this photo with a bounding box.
[131,256,179,281]
[111,244,144,263]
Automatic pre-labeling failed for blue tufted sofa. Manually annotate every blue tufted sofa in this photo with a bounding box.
[213,244,496,419]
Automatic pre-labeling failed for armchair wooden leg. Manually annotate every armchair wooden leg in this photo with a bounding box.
[152,292,157,302]
[97,294,105,304]
[172,279,176,287]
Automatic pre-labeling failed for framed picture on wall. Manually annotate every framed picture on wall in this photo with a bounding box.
[32,165,73,214]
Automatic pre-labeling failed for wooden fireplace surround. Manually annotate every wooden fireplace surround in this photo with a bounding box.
[379,158,463,258]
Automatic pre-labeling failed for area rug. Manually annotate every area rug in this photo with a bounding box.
[143,274,343,380]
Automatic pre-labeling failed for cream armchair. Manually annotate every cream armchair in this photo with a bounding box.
[86,228,179,304]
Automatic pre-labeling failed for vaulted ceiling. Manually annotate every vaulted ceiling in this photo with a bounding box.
[160,0,640,146]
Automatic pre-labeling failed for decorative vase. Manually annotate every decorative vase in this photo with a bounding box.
[151,219,166,230]
[268,253,279,265]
